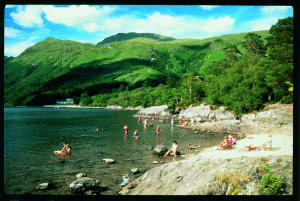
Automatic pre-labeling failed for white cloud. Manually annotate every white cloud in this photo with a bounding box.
[41,5,116,31]
[199,5,219,10]
[5,37,37,56]
[98,12,235,39]
[10,5,43,27]
[261,6,291,15]
[82,22,101,32]
[5,27,21,38]
[201,16,235,33]
[247,17,280,31]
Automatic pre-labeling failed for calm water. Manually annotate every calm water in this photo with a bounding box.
[4,107,224,195]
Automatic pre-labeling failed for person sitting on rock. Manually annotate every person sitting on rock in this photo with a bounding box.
[228,135,236,145]
[164,141,178,157]
[183,120,188,128]
[219,136,232,149]
[262,134,272,150]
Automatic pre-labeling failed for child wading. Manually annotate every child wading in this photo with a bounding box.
[123,124,129,136]
[133,129,139,141]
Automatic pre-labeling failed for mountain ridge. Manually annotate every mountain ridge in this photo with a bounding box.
[97,32,176,45]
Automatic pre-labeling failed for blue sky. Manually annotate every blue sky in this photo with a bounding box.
[4,5,293,57]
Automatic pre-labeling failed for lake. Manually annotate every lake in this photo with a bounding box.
[4,107,224,195]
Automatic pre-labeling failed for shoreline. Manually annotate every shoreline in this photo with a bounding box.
[43,105,141,110]
[119,104,293,195]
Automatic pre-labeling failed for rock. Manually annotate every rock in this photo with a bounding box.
[76,173,86,178]
[106,105,123,110]
[147,146,154,150]
[188,145,201,150]
[36,183,50,190]
[158,119,166,123]
[135,105,170,117]
[119,174,130,186]
[69,177,100,194]
[153,161,159,164]
[176,176,183,183]
[153,145,168,156]
[119,189,129,195]
[103,158,115,164]
[131,168,140,174]
[127,182,137,189]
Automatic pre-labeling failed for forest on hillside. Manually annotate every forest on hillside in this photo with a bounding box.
[86,17,293,115]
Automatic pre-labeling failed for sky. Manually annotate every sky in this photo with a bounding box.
[4,5,293,57]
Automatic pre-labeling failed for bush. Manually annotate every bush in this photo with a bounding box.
[259,163,288,195]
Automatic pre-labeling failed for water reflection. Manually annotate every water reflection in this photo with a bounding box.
[156,134,160,145]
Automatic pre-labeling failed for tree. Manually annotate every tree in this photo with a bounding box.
[223,44,241,62]
[80,93,92,106]
[242,33,266,56]
[266,17,293,64]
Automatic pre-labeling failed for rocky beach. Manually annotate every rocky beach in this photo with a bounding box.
[120,103,293,195]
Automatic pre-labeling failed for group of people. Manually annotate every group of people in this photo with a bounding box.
[123,117,162,141]
[54,141,71,156]
[219,135,236,149]
[123,117,178,158]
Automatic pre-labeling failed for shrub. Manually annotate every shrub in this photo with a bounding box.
[259,163,288,195]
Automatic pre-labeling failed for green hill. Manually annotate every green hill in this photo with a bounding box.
[97,32,176,45]
[4,30,270,106]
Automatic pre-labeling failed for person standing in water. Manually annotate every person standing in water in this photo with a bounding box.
[156,125,160,135]
[152,117,155,124]
[123,124,129,136]
[143,119,148,128]
[133,129,139,141]
[138,117,141,124]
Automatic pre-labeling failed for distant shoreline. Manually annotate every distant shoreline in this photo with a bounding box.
[43,105,105,109]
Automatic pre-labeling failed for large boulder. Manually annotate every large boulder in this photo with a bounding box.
[69,177,100,194]
[76,173,86,178]
[103,158,115,164]
[178,104,235,121]
[153,145,168,156]
[135,105,170,117]
[131,168,140,174]
[36,183,51,190]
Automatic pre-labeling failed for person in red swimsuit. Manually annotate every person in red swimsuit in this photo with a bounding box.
[123,124,129,136]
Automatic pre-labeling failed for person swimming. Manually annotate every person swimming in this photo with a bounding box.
[54,141,71,156]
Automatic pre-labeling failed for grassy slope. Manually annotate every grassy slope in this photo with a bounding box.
[4,30,269,105]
